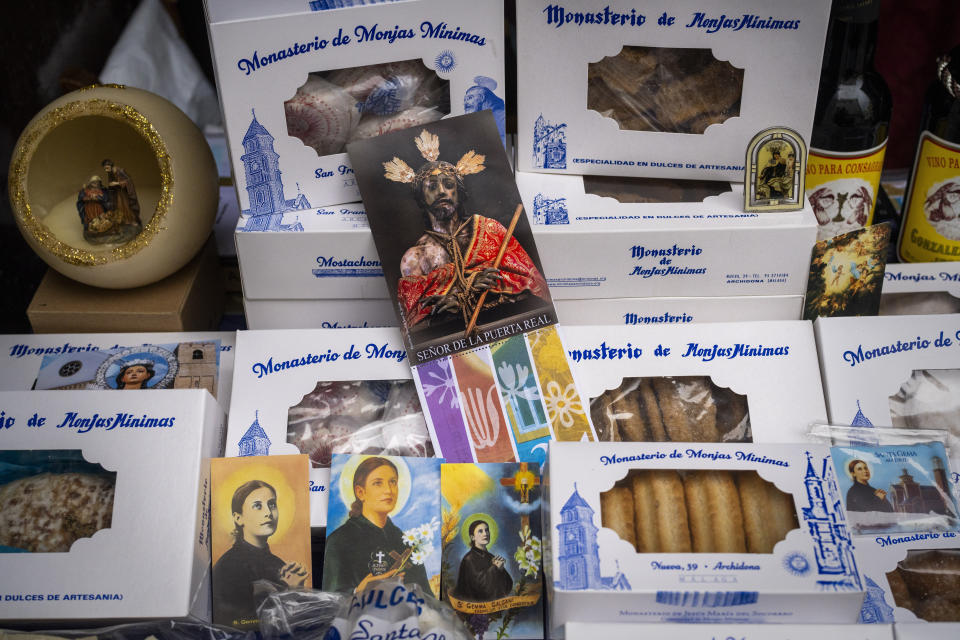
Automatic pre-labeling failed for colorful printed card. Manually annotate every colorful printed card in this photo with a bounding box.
[348,112,592,464]
[33,340,221,398]
[323,453,442,598]
[803,224,890,320]
[210,454,312,630]
[831,443,960,535]
[440,462,543,640]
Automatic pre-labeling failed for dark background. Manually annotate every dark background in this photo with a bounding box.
[1,0,959,333]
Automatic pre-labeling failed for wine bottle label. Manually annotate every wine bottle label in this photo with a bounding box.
[898,131,960,262]
[805,140,887,241]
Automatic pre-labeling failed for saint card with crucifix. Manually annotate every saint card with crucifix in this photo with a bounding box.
[440,462,544,639]
[348,111,556,364]
[323,454,442,598]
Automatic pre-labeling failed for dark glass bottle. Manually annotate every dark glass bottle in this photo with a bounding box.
[806,0,892,240]
[897,45,960,262]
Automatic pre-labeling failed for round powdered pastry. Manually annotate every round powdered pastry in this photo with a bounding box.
[285,75,360,155]
[0,472,115,553]
[348,107,444,142]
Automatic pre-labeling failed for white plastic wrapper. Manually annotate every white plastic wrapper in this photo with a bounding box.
[286,60,449,155]
[889,369,960,432]
[287,380,435,467]
[590,375,751,443]
[99,0,221,128]
[322,579,472,640]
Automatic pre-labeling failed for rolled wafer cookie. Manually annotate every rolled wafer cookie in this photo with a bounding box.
[715,389,750,441]
[600,485,636,548]
[285,75,360,155]
[677,377,721,442]
[348,107,444,142]
[651,469,691,552]
[653,378,694,442]
[637,379,668,441]
[737,471,779,553]
[590,391,620,441]
[609,387,646,441]
[630,471,659,552]
[684,470,746,553]
[884,568,913,612]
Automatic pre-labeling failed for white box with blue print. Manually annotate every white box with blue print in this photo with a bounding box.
[516,171,818,299]
[225,328,433,528]
[543,441,866,631]
[205,0,506,212]
[0,390,224,624]
[516,0,830,181]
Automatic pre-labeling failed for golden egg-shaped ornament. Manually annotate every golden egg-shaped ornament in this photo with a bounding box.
[9,85,218,288]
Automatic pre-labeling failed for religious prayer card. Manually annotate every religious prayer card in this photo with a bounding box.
[803,223,890,321]
[323,454,442,598]
[440,462,544,640]
[347,112,592,464]
[210,454,312,630]
[33,339,221,398]
[830,443,959,536]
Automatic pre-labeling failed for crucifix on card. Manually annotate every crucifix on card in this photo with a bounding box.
[500,462,540,529]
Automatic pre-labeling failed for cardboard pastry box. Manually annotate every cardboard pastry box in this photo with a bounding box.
[0,331,236,410]
[517,172,817,298]
[225,328,427,527]
[516,0,830,180]
[880,263,960,317]
[0,390,224,624]
[544,442,866,630]
[562,320,827,443]
[206,0,506,209]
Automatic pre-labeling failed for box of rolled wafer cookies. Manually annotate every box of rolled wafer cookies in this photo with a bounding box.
[517,0,831,181]
[563,320,828,443]
[0,390,224,623]
[544,442,866,630]
[205,0,506,210]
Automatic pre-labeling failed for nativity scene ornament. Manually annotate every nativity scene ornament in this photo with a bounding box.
[76,159,143,244]
[383,130,549,336]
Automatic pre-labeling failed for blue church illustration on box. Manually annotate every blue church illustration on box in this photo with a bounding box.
[533,114,567,170]
[555,484,630,591]
[532,193,569,225]
[800,451,861,591]
[238,410,271,456]
[237,110,309,233]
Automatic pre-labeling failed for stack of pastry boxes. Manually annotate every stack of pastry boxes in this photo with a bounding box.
[815,313,960,634]
[514,0,834,324]
[204,0,508,328]
[540,320,871,628]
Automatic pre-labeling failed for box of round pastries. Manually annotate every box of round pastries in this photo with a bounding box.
[543,441,866,630]
[0,390,224,623]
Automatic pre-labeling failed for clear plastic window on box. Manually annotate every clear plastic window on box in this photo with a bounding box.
[284,60,451,157]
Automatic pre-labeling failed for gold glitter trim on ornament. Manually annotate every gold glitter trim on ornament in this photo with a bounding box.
[9,97,172,266]
[78,83,127,92]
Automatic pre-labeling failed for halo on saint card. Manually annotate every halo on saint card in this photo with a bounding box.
[745,126,807,212]
[460,511,500,548]
[95,345,178,389]
[337,454,413,518]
